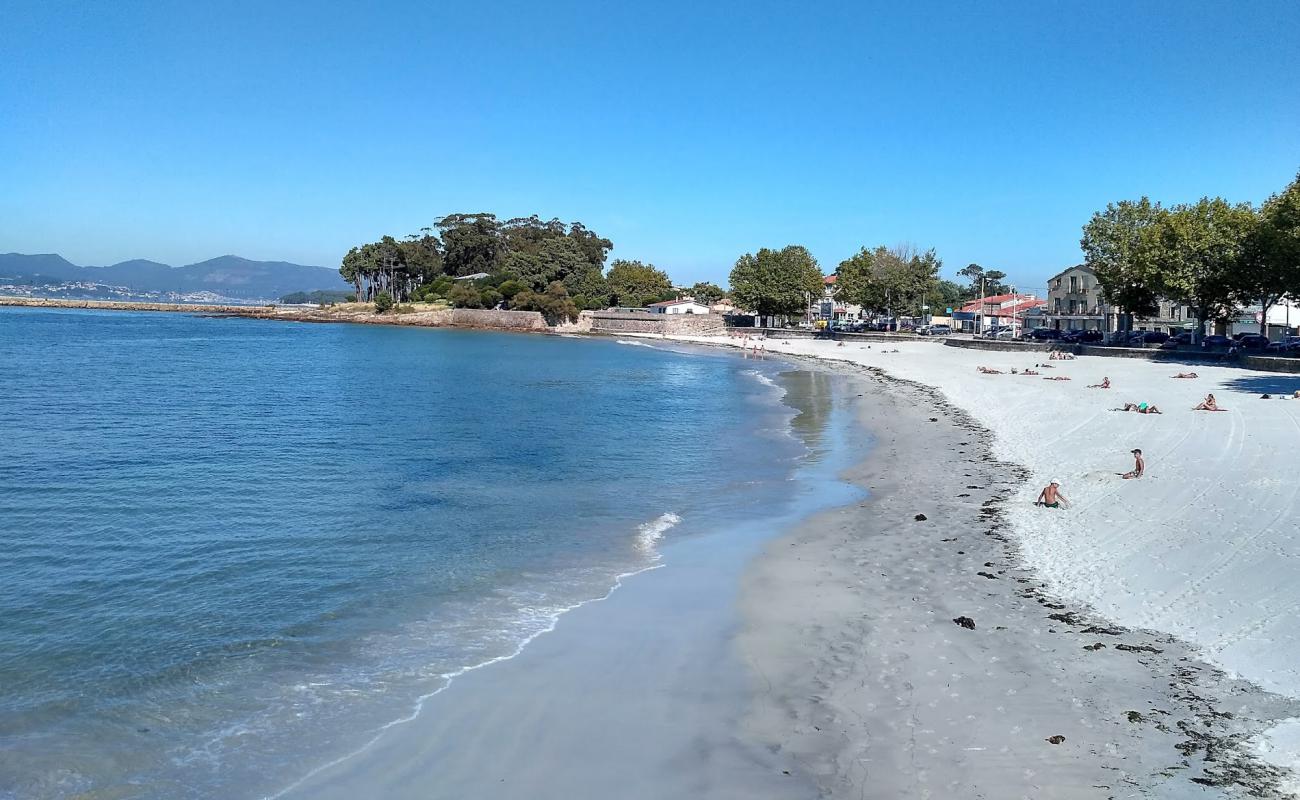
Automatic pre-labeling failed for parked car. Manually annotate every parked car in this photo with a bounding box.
[1059,329,1103,344]
[1236,333,1271,350]
[1028,327,1063,341]
[918,324,952,336]
[1201,334,1233,348]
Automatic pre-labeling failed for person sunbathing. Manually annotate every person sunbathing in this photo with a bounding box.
[1088,377,1111,389]
[1022,369,1040,376]
[1194,393,1226,411]
[1048,351,1060,360]
[1117,402,1162,414]
[1043,375,1071,381]
[977,366,1003,374]
[1173,372,1199,379]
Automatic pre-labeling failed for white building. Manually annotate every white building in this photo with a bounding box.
[647,299,711,315]
[810,275,863,322]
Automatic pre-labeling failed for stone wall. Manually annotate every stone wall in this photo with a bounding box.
[589,311,726,335]
[447,308,546,330]
[945,338,1057,353]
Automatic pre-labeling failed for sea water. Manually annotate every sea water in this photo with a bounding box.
[0,308,831,799]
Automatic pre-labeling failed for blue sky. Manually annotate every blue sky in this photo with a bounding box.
[2,1,1297,290]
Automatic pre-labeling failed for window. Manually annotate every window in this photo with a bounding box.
[1069,276,1079,293]
[1054,298,1062,313]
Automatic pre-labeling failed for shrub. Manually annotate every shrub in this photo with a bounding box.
[374,291,394,313]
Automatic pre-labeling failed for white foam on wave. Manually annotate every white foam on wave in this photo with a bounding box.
[742,368,785,397]
[635,512,682,559]
[263,517,680,800]
[615,339,658,349]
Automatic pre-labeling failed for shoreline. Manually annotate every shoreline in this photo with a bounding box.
[737,355,1299,797]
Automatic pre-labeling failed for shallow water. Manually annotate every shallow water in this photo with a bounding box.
[0,308,810,799]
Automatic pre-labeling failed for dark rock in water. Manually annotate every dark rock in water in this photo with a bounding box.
[1048,611,1084,625]
[1127,711,1146,723]
[1046,735,1066,745]
[977,571,998,580]
[929,417,938,422]
[1081,624,1126,636]
[953,616,976,629]
[914,513,927,521]
[1083,643,1107,651]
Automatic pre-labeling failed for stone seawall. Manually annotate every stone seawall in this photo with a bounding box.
[589,311,725,335]
[446,308,546,330]
[945,338,1057,353]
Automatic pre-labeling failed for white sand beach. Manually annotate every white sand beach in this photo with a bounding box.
[671,333,1300,793]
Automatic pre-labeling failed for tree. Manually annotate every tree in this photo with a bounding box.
[1140,197,1257,341]
[933,279,966,313]
[1242,172,1300,333]
[607,259,674,308]
[1080,198,1163,329]
[437,213,505,276]
[689,282,726,305]
[447,281,484,309]
[728,245,823,319]
[512,281,580,324]
[373,291,393,313]
[836,244,941,317]
[955,264,1008,297]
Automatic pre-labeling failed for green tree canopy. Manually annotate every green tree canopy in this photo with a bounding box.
[1080,198,1163,324]
[1140,197,1257,338]
[512,281,580,324]
[688,282,726,305]
[836,245,941,316]
[1242,172,1300,331]
[728,245,822,319]
[438,213,506,276]
[607,259,674,308]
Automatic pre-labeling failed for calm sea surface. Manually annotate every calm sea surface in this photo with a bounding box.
[0,307,839,799]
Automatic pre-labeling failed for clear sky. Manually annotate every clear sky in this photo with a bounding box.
[2,1,1297,290]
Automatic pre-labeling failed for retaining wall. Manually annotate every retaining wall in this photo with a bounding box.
[589,311,725,335]
[446,308,546,330]
[945,338,1057,353]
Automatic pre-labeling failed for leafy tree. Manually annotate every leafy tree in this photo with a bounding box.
[728,245,823,319]
[955,264,1008,297]
[496,279,526,300]
[836,245,941,317]
[447,281,484,309]
[373,291,394,313]
[933,279,966,313]
[1140,197,1257,341]
[689,282,726,305]
[607,259,674,308]
[566,222,614,270]
[437,213,505,276]
[1080,198,1163,328]
[1242,172,1300,333]
[512,281,580,324]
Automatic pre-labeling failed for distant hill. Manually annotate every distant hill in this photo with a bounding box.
[0,253,348,300]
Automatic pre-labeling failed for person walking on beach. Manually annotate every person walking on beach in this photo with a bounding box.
[1121,449,1144,479]
[1036,480,1069,508]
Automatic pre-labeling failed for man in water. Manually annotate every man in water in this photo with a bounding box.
[1035,480,1069,508]
[1122,449,1144,479]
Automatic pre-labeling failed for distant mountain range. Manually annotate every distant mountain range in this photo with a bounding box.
[0,253,348,301]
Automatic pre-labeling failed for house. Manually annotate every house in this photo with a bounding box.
[956,293,1045,334]
[809,275,863,322]
[647,299,711,315]
[1039,265,1194,335]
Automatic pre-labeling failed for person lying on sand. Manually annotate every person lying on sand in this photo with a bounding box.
[1173,372,1199,379]
[1043,376,1071,381]
[1116,402,1162,414]
[1088,377,1111,389]
[1023,369,1040,376]
[1035,480,1069,508]
[977,366,1004,374]
[1121,448,1144,479]
[1194,393,1225,411]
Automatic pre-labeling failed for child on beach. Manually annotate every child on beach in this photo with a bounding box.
[1035,480,1069,508]
[1121,449,1144,479]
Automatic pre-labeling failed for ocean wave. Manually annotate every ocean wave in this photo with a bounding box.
[615,339,658,348]
[635,512,682,558]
